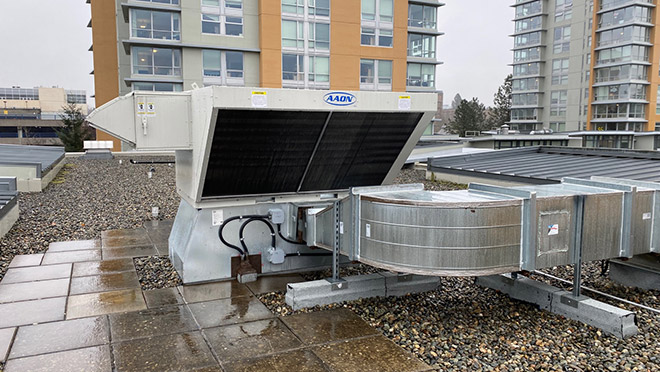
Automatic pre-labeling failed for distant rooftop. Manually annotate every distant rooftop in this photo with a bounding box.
[428,146,660,184]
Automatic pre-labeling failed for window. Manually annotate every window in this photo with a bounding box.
[408,3,436,29]
[513,47,540,63]
[514,32,541,48]
[132,47,181,76]
[282,20,304,48]
[555,0,572,22]
[132,82,183,92]
[512,93,538,106]
[656,87,660,114]
[596,45,649,65]
[282,54,329,88]
[551,58,569,85]
[511,108,537,121]
[309,22,330,50]
[202,0,243,36]
[360,59,392,91]
[66,90,86,104]
[550,122,566,132]
[309,0,330,16]
[594,84,646,101]
[599,6,651,28]
[513,62,540,77]
[550,90,567,118]
[592,103,645,119]
[553,26,570,54]
[362,0,393,47]
[131,9,180,40]
[202,50,244,85]
[512,77,539,91]
[515,1,541,18]
[0,88,39,100]
[407,63,435,88]
[594,64,647,82]
[408,33,435,58]
[515,16,542,33]
[282,0,304,14]
[598,25,649,47]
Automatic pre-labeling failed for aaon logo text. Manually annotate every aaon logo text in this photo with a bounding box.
[323,92,357,106]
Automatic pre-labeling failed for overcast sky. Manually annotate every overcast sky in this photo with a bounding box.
[0,0,513,109]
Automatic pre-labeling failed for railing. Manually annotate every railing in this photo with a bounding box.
[600,0,654,10]
[597,36,650,47]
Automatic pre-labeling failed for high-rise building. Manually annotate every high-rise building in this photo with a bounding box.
[510,0,658,136]
[88,0,444,150]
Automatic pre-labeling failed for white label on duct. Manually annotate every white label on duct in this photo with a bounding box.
[212,209,224,226]
[365,223,371,238]
[642,212,651,220]
[339,221,344,234]
[146,102,156,117]
[398,96,411,110]
[251,91,267,107]
[548,224,559,236]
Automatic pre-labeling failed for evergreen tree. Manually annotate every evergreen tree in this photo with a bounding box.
[488,74,512,128]
[56,104,93,152]
[444,98,488,137]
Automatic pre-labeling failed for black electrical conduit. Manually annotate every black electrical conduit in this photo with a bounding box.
[239,217,276,256]
[219,214,332,259]
[129,159,174,164]
[218,214,269,258]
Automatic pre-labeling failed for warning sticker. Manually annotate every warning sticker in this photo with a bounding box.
[548,224,559,236]
[642,212,651,220]
[398,95,411,110]
[365,223,371,238]
[146,102,156,117]
[251,91,267,108]
[137,101,146,115]
[212,210,224,226]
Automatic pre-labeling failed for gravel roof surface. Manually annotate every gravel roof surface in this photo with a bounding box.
[0,156,179,281]
[2,161,659,371]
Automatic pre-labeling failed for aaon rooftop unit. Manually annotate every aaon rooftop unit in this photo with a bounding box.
[87,87,660,286]
[87,87,438,283]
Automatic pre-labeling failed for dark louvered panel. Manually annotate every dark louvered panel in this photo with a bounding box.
[201,110,329,198]
[299,112,423,191]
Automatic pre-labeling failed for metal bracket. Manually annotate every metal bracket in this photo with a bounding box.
[328,278,348,291]
[560,294,588,309]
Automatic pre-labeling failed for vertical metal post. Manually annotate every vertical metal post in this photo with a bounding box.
[572,195,585,297]
[332,200,340,282]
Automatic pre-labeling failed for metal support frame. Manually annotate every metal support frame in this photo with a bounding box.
[327,200,346,289]
[572,195,585,297]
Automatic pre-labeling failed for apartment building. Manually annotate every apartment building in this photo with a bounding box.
[0,87,88,145]
[511,0,660,137]
[88,0,444,150]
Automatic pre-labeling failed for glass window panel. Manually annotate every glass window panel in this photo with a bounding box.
[203,50,221,76]
[379,29,393,47]
[362,0,376,20]
[226,16,243,36]
[380,0,393,22]
[226,51,243,77]
[378,60,392,83]
[361,59,375,83]
[132,10,152,38]
[361,27,375,45]
[202,0,220,5]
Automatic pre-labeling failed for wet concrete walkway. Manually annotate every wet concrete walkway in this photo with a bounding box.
[0,221,434,371]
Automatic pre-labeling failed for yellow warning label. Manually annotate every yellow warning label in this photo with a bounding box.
[399,96,411,99]
[251,91,266,95]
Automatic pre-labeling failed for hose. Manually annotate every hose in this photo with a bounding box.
[218,214,270,258]
[239,217,276,256]
[277,224,307,245]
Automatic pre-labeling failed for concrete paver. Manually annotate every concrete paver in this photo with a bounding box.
[223,349,329,372]
[204,318,302,362]
[108,305,198,342]
[72,258,135,277]
[66,288,147,319]
[69,271,140,295]
[48,240,101,252]
[0,327,15,362]
[9,316,109,359]
[102,245,158,259]
[4,345,112,372]
[0,298,66,328]
[178,281,252,303]
[281,308,379,345]
[112,331,217,372]
[1,264,71,284]
[187,296,274,328]
[0,278,69,303]
[312,335,430,372]
[7,254,43,268]
[41,250,101,265]
[142,287,184,309]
